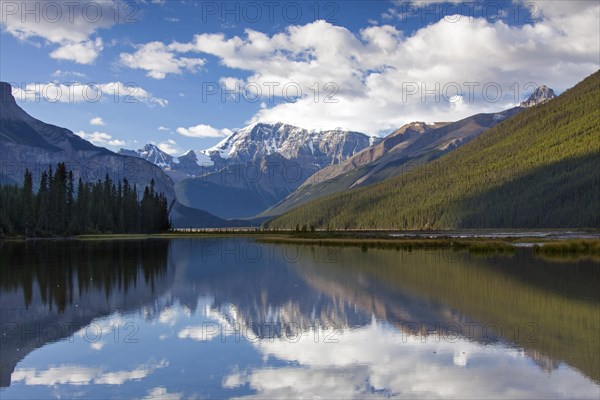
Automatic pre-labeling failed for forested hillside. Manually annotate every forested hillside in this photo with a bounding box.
[262,108,523,218]
[266,71,600,230]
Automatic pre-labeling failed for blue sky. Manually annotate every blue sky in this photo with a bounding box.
[1,0,599,154]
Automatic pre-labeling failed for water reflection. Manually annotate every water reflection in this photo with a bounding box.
[0,240,172,388]
[0,238,598,399]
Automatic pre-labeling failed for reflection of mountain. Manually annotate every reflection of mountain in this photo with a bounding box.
[167,239,599,383]
[0,240,173,387]
[526,349,561,373]
[289,246,599,382]
[167,239,374,336]
[289,248,489,338]
[2,239,598,391]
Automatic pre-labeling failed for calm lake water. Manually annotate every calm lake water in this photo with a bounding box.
[0,238,598,399]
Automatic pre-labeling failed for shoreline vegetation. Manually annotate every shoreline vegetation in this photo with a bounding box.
[1,229,598,259]
[254,232,600,259]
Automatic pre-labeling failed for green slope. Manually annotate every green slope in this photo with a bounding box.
[262,109,523,218]
[266,71,600,230]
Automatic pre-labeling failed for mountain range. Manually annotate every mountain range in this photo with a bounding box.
[125,84,555,220]
[265,70,599,229]
[0,82,174,199]
[261,108,524,217]
[118,145,214,181]
[121,122,377,219]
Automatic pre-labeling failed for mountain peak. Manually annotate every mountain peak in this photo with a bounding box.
[0,82,18,109]
[180,149,195,157]
[202,121,371,164]
[520,85,557,107]
[141,143,162,152]
[0,82,20,111]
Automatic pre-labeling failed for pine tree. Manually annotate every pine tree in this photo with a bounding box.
[22,169,35,236]
[36,170,49,233]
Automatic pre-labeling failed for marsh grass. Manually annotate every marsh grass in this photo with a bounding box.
[257,235,517,254]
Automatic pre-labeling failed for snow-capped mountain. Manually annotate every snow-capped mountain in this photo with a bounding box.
[520,85,557,107]
[118,144,214,180]
[121,122,375,184]
[119,144,174,167]
[201,122,374,167]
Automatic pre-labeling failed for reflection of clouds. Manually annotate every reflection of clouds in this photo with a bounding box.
[225,364,376,399]
[76,314,128,338]
[178,326,213,342]
[12,366,99,386]
[204,304,238,333]
[158,307,178,327]
[12,360,168,386]
[452,351,468,368]
[224,323,599,399]
[157,303,193,327]
[141,386,182,400]
[94,360,168,385]
[178,299,246,342]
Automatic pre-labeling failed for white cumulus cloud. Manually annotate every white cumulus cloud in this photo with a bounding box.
[0,0,124,63]
[155,139,180,155]
[142,387,182,400]
[11,82,168,108]
[49,38,104,64]
[130,1,598,134]
[176,124,233,138]
[75,130,126,148]
[119,41,206,79]
[90,117,105,126]
[51,70,87,79]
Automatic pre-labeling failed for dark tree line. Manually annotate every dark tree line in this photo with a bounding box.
[0,163,171,236]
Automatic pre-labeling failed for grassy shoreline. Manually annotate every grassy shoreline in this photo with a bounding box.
[1,230,598,257]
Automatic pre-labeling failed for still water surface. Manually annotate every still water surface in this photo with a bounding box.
[0,238,598,399]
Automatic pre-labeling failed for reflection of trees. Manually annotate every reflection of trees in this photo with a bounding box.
[0,239,171,387]
[290,246,600,383]
[0,240,169,313]
[160,240,600,383]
